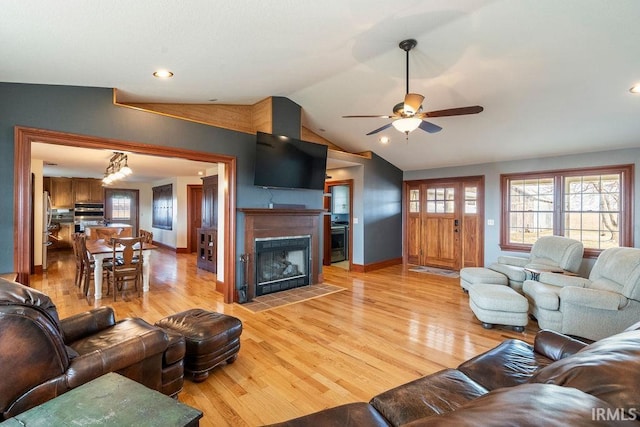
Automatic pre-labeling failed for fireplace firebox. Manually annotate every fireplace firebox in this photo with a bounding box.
[254,235,311,296]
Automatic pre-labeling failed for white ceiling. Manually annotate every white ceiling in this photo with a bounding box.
[31,143,216,182]
[3,1,640,172]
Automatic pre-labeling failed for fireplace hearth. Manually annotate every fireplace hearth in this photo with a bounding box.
[255,236,310,296]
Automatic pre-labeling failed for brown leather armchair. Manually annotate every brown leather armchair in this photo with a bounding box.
[0,278,184,420]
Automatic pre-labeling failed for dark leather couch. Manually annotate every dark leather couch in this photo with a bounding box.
[267,324,640,426]
[0,278,185,419]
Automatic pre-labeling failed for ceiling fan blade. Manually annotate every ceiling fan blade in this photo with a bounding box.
[343,114,395,119]
[366,123,394,135]
[424,105,484,117]
[404,93,424,115]
[419,120,442,133]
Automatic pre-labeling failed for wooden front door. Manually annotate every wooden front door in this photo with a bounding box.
[406,176,484,270]
[422,183,461,269]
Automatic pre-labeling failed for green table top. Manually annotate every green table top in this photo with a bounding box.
[2,373,202,426]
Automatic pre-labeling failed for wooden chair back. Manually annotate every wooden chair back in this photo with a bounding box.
[139,229,153,244]
[107,237,143,300]
[96,228,123,241]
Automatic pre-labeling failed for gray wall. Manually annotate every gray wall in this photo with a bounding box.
[0,82,404,282]
[363,153,404,264]
[404,148,640,275]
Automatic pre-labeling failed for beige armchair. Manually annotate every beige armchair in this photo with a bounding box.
[489,236,584,292]
[523,247,640,341]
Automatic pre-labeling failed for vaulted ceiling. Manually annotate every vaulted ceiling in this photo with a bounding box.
[3,1,640,172]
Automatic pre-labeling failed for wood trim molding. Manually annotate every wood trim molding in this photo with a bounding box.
[115,90,356,155]
[351,257,403,273]
[499,164,634,258]
[115,93,274,136]
[14,126,238,303]
[13,127,31,283]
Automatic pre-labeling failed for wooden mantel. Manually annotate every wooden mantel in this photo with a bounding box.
[238,208,325,216]
[238,208,325,301]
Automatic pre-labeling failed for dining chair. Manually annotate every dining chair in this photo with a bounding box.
[139,229,153,244]
[105,237,143,301]
[95,227,122,241]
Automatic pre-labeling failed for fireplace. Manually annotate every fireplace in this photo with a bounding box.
[254,235,311,296]
[239,208,324,301]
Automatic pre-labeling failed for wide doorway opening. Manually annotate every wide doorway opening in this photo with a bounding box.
[14,126,237,303]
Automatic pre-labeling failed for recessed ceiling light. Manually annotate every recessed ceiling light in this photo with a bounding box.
[630,84,640,93]
[379,136,390,144]
[153,70,174,78]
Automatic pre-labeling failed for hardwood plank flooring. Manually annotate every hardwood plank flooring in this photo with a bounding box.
[31,249,539,426]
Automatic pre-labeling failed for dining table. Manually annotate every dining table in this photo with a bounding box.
[85,238,157,299]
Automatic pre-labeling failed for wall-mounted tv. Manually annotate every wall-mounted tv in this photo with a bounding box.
[253,131,328,191]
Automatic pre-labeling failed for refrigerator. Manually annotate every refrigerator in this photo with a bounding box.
[42,191,53,270]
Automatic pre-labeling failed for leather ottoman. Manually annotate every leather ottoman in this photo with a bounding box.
[156,308,242,382]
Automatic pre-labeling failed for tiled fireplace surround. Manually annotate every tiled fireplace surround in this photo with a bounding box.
[239,208,324,301]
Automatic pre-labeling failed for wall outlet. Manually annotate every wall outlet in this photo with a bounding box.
[487,219,495,226]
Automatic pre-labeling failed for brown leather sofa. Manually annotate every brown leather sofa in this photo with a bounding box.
[0,278,185,419]
[267,324,640,426]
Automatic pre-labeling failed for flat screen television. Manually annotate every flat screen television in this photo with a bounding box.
[253,131,328,190]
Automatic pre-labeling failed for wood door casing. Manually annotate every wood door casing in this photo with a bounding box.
[404,176,484,270]
[323,179,353,268]
[187,185,203,253]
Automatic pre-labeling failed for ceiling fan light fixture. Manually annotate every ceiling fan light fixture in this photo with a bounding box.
[392,117,422,134]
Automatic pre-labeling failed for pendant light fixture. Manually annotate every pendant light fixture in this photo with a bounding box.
[102,152,133,185]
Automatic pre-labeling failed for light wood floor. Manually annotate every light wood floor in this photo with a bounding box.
[32,249,539,426]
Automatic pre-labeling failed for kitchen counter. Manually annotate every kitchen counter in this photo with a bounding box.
[84,224,132,240]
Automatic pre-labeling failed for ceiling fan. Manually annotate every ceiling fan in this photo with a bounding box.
[343,39,483,138]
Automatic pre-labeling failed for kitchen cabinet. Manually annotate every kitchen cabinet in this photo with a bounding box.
[74,178,104,203]
[331,185,349,214]
[45,177,103,207]
[49,178,74,209]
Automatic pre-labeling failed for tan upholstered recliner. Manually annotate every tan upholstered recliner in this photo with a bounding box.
[523,247,640,341]
[488,236,584,293]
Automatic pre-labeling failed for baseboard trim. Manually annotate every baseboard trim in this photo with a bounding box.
[350,257,402,273]
[151,241,188,253]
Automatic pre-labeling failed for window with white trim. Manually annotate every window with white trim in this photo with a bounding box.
[110,195,131,220]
